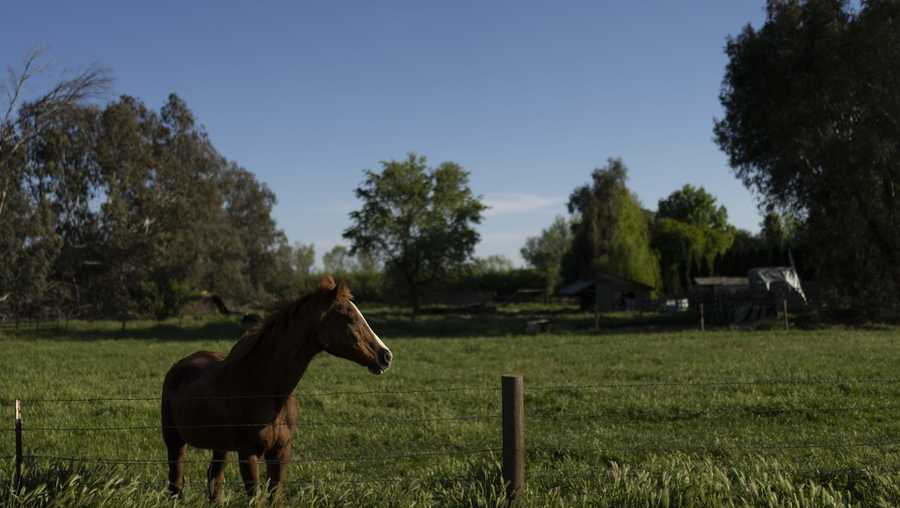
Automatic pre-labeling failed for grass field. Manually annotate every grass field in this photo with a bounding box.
[2,305,900,506]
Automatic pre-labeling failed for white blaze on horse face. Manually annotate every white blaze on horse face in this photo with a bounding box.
[350,302,389,353]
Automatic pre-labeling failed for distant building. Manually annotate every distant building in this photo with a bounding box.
[559,273,655,312]
[691,267,808,324]
[691,277,750,308]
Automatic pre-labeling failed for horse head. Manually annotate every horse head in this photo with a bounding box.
[316,276,393,375]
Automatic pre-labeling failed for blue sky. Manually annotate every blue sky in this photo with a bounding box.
[2,2,767,266]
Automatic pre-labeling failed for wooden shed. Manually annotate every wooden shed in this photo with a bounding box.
[559,273,655,312]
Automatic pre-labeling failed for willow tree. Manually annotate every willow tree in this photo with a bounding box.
[567,158,661,290]
[654,185,734,294]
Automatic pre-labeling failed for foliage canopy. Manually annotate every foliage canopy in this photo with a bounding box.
[343,153,486,315]
[567,158,661,290]
[715,0,900,311]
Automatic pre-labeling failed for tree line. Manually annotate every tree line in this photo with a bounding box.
[0,51,320,322]
[519,158,802,301]
[4,0,900,323]
[524,0,900,318]
[716,0,900,317]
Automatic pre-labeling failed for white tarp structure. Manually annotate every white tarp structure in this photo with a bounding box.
[748,267,807,303]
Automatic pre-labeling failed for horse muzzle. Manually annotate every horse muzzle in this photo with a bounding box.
[368,347,392,375]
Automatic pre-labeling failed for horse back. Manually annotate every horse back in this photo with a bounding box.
[162,351,225,398]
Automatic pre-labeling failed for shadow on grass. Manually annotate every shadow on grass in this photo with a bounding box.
[1,318,244,343]
[1,307,699,342]
[367,308,698,339]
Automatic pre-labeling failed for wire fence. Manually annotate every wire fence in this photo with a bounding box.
[5,375,898,406]
[17,447,501,466]
[6,376,900,498]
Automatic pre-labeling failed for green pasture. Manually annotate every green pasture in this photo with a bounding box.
[2,307,900,507]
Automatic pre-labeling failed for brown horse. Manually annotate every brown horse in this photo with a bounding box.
[161,277,392,501]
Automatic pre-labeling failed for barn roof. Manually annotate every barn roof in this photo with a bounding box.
[693,277,749,287]
[559,279,595,296]
[559,273,655,296]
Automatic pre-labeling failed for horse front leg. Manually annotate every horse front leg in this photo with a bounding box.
[206,450,228,503]
[237,452,261,497]
[265,443,291,499]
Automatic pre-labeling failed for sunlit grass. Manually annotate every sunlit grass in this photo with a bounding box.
[1,311,900,506]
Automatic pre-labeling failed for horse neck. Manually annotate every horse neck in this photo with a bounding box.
[231,315,323,398]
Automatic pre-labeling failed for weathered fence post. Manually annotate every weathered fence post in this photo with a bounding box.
[699,303,705,331]
[502,375,524,503]
[14,399,22,490]
[783,299,789,331]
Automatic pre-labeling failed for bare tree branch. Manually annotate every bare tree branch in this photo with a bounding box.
[1,48,111,148]
[0,49,112,219]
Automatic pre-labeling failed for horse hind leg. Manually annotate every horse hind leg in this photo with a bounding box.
[237,452,261,498]
[161,399,186,497]
[265,443,291,499]
[164,433,186,497]
[207,450,228,502]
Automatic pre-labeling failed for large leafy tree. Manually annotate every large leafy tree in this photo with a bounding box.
[715,0,900,311]
[654,185,734,293]
[94,94,280,317]
[218,161,284,300]
[521,216,572,299]
[95,94,224,319]
[567,158,660,290]
[322,245,358,275]
[471,255,515,274]
[0,50,110,319]
[344,153,485,317]
[1,51,294,321]
[657,184,729,230]
[292,242,316,281]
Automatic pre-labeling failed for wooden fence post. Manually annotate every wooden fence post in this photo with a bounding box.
[502,375,524,503]
[15,399,22,490]
[699,303,705,331]
[783,299,789,331]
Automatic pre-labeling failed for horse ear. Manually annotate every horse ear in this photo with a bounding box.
[318,275,336,291]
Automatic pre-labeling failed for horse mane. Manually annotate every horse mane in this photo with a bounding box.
[225,277,352,366]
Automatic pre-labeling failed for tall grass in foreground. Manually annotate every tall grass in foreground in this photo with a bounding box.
[5,458,900,507]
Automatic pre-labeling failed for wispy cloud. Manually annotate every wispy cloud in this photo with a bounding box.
[483,193,563,217]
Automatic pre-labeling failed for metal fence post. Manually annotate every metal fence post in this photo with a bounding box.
[502,375,524,503]
[15,399,22,490]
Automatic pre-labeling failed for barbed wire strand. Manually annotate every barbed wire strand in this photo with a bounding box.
[18,447,500,466]
[545,464,900,484]
[6,377,900,404]
[527,404,900,421]
[10,403,900,433]
[2,386,498,404]
[530,379,900,392]
[530,439,900,455]
[124,474,485,491]
[14,438,900,469]
[5,414,499,433]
